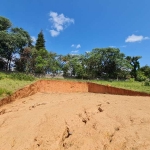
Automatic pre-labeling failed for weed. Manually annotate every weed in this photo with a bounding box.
[10,73,35,81]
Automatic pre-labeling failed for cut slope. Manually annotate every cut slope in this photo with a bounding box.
[0,80,150,108]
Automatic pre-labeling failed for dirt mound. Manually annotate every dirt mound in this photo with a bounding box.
[0,92,150,150]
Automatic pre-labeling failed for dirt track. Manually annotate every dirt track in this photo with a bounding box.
[0,92,150,150]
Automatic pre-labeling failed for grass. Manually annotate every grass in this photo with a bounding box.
[0,72,35,99]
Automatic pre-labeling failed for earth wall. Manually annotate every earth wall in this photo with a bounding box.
[88,82,150,96]
[0,80,150,107]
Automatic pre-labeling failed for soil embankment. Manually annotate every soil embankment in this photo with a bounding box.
[0,80,150,107]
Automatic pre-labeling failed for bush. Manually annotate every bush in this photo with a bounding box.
[10,73,35,81]
[129,78,135,82]
[136,71,147,82]
[144,79,150,86]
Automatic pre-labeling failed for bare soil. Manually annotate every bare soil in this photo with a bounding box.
[0,92,150,150]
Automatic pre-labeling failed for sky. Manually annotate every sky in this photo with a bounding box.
[0,0,150,66]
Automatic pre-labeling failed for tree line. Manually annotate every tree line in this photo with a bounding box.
[0,16,150,81]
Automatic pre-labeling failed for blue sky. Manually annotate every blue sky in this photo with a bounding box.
[1,0,150,66]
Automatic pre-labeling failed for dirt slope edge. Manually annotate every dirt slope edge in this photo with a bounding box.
[0,80,150,107]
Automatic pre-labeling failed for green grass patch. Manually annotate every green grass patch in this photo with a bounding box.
[0,88,12,96]
[0,72,36,99]
[0,78,35,99]
[9,73,35,81]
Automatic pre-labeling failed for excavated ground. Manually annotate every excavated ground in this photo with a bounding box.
[0,92,150,150]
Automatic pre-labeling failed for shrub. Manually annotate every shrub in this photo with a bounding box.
[144,79,150,86]
[10,73,35,81]
[136,71,147,82]
[129,78,135,82]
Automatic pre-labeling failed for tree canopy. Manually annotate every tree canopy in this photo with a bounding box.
[0,16,11,31]
[0,16,32,71]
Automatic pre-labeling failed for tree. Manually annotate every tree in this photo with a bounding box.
[60,48,132,80]
[34,49,49,74]
[140,65,150,79]
[0,57,6,70]
[15,47,32,72]
[126,56,141,80]
[0,16,32,71]
[87,48,131,79]
[47,52,61,75]
[35,30,45,50]
[0,16,11,31]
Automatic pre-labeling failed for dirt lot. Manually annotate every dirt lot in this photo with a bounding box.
[0,92,150,150]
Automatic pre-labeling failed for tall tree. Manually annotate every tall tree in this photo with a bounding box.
[35,30,45,50]
[0,16,32,71]
[15,47,32,72]
[126,56,141,80]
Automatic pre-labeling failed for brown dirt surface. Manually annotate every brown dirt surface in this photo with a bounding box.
[0,92,150,150]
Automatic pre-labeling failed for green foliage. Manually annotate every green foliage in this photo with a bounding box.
[140,65,150,79]
[0,75,4,80]
[0,88,5,96]
[34,49,49,73]
[0,72,34,98]
[35,31,45,50]
[129,78,135,82]
[89,48,131,79]
[0,16,12,31]
[0,57,6,70]
[0,16,32,71]
[10,73,35,81]
[126,56,141,79]
[136,70,147,82]
[144,80,150,86]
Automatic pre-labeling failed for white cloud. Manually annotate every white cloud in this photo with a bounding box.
[76,44,81,49]
[31,36,36,43]
[125,34,150,43]
[71,44,75,47]
[50,30,60,37]
[49,11,74,37]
